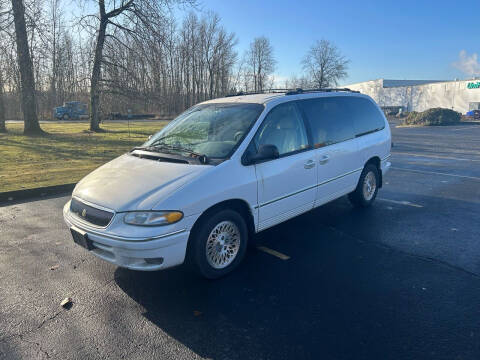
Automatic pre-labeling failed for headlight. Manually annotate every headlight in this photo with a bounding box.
[123,211,183,226]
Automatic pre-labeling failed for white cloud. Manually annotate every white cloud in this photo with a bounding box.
[453,50,480,76]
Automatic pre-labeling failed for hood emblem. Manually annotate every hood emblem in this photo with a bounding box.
[81,209,87,217]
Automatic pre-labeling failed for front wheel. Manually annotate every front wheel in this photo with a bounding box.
[348,164,379,208]
[189,209,248,279]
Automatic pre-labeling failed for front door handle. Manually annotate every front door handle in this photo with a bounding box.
[319,155,330,165]
[304,159,316,169]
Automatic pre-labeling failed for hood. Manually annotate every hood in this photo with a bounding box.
[73,153,212,211]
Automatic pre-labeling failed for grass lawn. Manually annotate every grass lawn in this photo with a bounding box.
[0,121,168,193]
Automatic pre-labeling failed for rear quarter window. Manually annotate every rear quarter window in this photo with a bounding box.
[347,97,386,136]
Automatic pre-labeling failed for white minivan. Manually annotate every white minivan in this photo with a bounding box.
[63,89,391,278]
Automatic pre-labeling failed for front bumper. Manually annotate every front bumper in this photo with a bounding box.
[63,202,190,271]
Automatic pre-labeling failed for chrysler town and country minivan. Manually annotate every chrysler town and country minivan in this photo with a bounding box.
[63,89,391,278]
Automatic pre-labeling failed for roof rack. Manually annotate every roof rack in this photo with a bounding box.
[285,88,359,95]
[225,89,292,97]
[225,87,359,97]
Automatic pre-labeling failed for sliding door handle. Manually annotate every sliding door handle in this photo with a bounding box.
[304,159,316,169]
[319,155,330,165]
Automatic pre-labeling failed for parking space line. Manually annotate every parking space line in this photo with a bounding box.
[392,152,480,162]
[378,198,423,208]
[257,246,290,260]
[392,167,480,181]
[451,125,480,131]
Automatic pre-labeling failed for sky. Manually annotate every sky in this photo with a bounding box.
[191,0,480,85]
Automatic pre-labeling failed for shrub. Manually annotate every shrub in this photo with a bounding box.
[403,108,461,126]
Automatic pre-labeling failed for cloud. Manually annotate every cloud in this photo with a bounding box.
[453,50,480,76]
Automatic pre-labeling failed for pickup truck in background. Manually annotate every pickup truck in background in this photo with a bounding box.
[54,101,88,120]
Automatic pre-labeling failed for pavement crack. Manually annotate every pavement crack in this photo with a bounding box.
[20,337,51,359]
[0,311,64,345]
[37,311,62,330]
[0,275,122,345]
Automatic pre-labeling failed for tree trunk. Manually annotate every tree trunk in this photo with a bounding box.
[11,0,42,135]
[90,17,107,132]
[0,73,5,133]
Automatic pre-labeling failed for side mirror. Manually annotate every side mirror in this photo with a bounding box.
[249,144,279,164]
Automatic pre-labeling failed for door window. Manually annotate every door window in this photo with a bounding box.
[254,102,309,156]
[298,97,355,148]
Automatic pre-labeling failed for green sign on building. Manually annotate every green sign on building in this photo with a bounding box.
[467,81,480,89]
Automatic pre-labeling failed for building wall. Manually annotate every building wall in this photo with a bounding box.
[345,79,480,113]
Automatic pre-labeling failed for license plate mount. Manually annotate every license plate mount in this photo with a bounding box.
[70,227,93,250]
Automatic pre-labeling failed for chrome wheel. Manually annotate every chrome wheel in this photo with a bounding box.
[362,171,377,201]
[205,220,241,269]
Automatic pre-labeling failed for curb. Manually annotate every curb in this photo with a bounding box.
[0,183,76,205]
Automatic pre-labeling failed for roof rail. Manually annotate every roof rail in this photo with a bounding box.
[285,88,360,95]
[225,87,360,97]
[225,89,292,97]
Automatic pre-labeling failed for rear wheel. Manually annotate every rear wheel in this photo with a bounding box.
[348,164,379,207]
[189,209,248,279]
[62,114,70,120]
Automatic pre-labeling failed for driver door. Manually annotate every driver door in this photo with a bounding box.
[253,102,317,231]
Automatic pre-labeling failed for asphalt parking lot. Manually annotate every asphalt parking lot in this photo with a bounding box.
[1,119,480,359]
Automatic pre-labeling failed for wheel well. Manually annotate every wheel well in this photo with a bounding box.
[187,199,255,251]
[365,156,382,187]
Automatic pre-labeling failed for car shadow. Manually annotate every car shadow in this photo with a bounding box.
[113,198,480,359]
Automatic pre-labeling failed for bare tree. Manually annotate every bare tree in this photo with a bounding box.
[11,0,42,134]
[100,11,236,116]
[301,39,348,89]
[0,2,254,126]
[246,36,275,92]
[284,74,310,90]
[47,0,62,110]
[0,71,5,132]
[86,0,194,132]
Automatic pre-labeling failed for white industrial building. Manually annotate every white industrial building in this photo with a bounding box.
[345,78,480,114]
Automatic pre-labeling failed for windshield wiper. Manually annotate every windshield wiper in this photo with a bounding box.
[153,143,209,164]
[131,144,209,164]
[130,146,163,153]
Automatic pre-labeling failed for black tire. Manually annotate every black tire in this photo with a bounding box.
[62,114,70,120]
[189,209,248,279]
[348,164,380,208]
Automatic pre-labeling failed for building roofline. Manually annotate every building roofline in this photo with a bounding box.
[344,78,480,88]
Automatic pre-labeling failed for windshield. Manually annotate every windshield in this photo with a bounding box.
[143,103,264,159]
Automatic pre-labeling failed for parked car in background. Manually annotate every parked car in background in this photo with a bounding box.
[466,109,480,120]
[54,101,88,120]
[63,89,391,279]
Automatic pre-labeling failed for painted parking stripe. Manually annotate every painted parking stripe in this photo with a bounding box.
[392,152,480,162]
[257,246,290,260]
[377,198,423,208]
[451,125,480,131]
[392,167,480,181]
